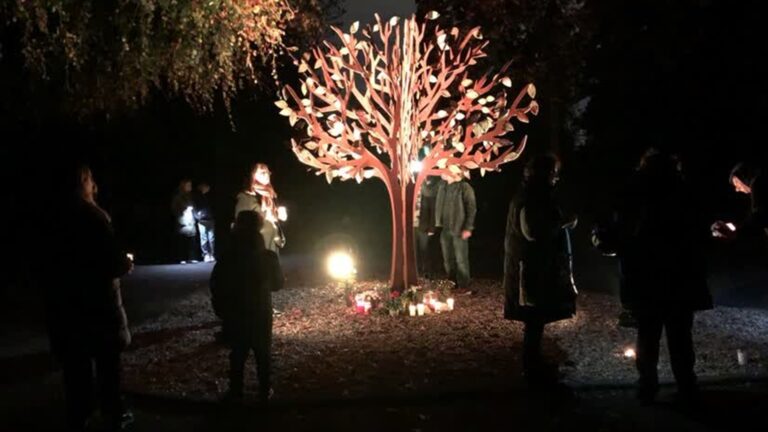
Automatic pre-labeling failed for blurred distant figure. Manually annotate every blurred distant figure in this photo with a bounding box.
[171,178,197,264]
[194,182,215,262]
[235,163,287,255]
[602,149,712,405]
[414,176,439,278]
[711,162,767,241]
[435,170,476,291]
[210,211,283,402]
[503,154,578,387]
[45,165,134,430]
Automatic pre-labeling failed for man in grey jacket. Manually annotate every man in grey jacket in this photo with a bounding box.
[435,170,477,290]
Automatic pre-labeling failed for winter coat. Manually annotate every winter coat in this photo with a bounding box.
[599,170,712,313]
[210,242,283,346]
[415,178,439,232]
[435,180,477,237]
[45,199,133,359]
[503,183,577,324]
[171,191,196,237]
[750,172,767,239]
[234,192,285,253]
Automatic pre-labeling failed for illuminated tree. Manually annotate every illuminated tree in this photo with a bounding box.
[277,12,538,291]
[7,0,342,116]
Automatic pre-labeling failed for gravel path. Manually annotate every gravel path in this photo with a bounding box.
[122,279,768,401]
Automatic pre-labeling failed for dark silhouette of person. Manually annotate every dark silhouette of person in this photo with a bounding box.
[503,154,578,387]
[171,178,198,263]
[607,149,712,404]
[414,176,439,278]
[210,210,283,402]
[45,164,134,430]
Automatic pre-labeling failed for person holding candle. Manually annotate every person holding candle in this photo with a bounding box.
[503,154,578,388]
[211,210,284,402]
[235,163,287,255]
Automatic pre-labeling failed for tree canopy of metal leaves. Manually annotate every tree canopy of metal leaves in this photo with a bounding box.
[9,0,337,116]
[278,12,538,185]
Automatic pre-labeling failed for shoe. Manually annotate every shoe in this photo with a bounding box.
[190,260,200,264]
[180,260,188,264]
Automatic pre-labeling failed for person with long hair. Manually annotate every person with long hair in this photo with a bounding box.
[234,163,286,254]
[46,164,134,430]
[503,154,578,387]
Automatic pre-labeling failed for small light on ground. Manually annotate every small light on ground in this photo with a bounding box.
[624,348,636,359]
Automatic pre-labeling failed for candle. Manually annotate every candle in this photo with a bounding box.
[416,303,425,316]
[126,253,134,261]
[408,304,417,317]
[623,348,636,359]
[446,298,455,310]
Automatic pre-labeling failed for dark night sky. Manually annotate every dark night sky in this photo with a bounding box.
[1,0,766,293]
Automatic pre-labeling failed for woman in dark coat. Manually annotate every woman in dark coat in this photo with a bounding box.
[211,210,284,401]
[610,149,711,404]
[46,165,134,430]
[234,163,286,254]
[503,154,578,383]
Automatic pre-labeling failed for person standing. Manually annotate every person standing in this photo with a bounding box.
[171,178,197,263]
[414,176,439,278]
[435,170,476,291]
[608,149,712,404]
[503,154,578,386]
[194,182,215,262]
[235,163,287,255]
[46,165,134,430]
[211,211,284,402]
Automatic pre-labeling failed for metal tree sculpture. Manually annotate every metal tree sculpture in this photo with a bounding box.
[277,12,539,291]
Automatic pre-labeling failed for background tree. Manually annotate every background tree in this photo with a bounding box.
[277,12,538,291]
[4,0,342,117]
[415,0,596,151]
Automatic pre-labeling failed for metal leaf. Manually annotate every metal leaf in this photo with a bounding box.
[305,141,319,150]
[466,89,479,99]
[350,21,359,34]
[279,108,293,116]
[527,84,537,99]
[426,11,440,20]
[275,100,288,109]
[501,77,512,88]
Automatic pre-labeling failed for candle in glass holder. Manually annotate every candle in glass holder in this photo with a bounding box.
[446,298,455,310]
[416,303,425,316]
[126,253,134,262]
[408,304,417,316]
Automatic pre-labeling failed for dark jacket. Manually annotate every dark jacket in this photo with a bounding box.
[749,172,767,238]
[435,180,477,236]
[193,191,214,225]
[234,192,285,253]
[46,199,133,358]
[210,241,283,346]
[171,191,196,237]
[503,182,577,323]
[415,178,439,232]
[603,169,712,313]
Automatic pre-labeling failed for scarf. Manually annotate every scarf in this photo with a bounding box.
[251,182,278,222]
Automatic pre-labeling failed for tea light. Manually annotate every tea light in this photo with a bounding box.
[446,298,455,310]
[416,303,425,316]
[408,304,417,317]
[737,349,746,366]
[126,253,134,261]
[623,348,636,359]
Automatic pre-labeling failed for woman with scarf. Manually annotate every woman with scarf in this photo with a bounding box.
[235,163,287,254]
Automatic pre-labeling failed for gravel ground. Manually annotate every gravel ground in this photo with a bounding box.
[122,279,768,402]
